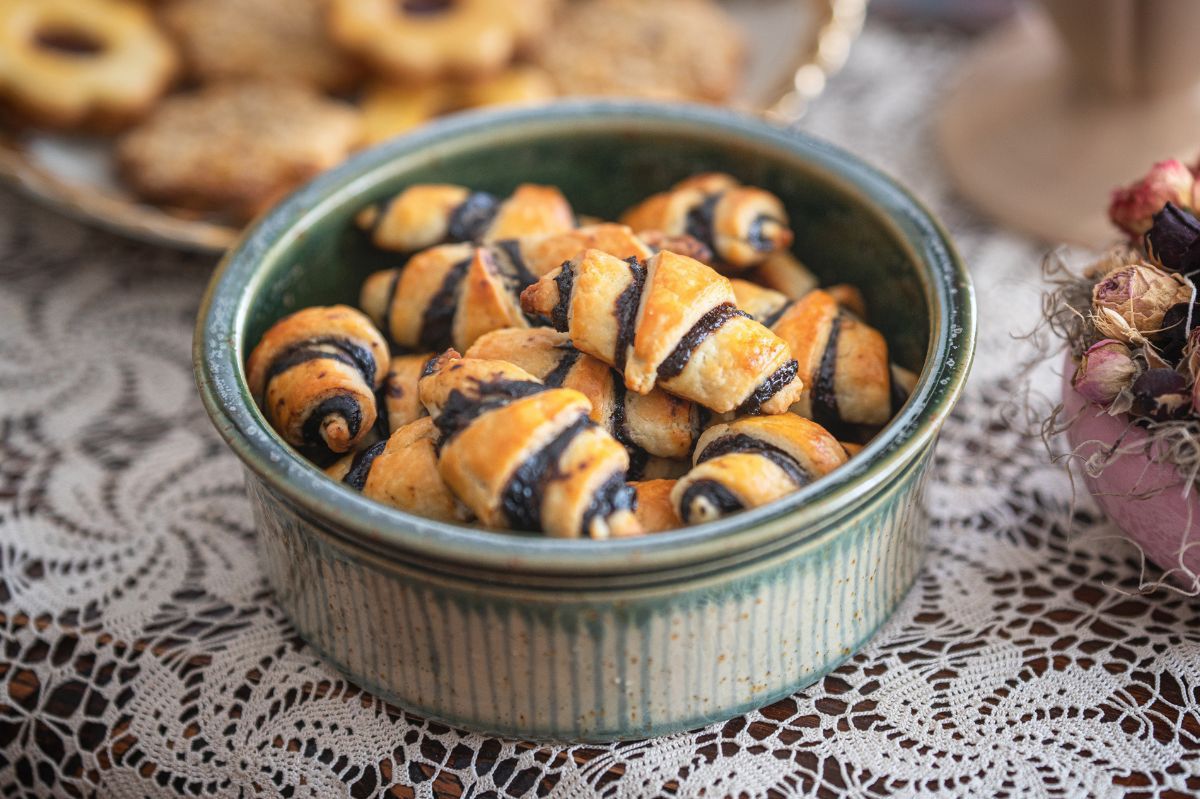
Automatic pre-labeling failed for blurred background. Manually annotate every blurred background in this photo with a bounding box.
[10,0,1195,253]
[0,0,1056,251]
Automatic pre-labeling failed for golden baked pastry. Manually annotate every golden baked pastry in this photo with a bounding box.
[418,352,641,538]
[326,417,471,523]
[0,0,177,131]
[244,174,901,536]
[671,415,847,524]
[245,305,389,462]
[161,0,359,91]
[465,327,701,476]
[358,225,667,353]
[765,288,892,432]
[381,353,437,433]
[360,66,555,145]
[520,249,805,415]
[747,251,820,299]
[824,284,868,319]
[621,173,793,271]
[535,0,744,102]
[732,278,898,432]
[327,0,555,82]
[630,479,681,534]
[358,183,574,254]
[495,224,656,279]
[360,244,527,353]
[117,81,361,220]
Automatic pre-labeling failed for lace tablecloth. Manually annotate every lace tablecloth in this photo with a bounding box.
[3,22,1199,798]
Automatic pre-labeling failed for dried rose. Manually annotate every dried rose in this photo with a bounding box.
[1091,260,1192,344]
[1156,301,1200,362]
[1072,339,1138,407]
[1130,368,1191,421]
[1109,159,1195,238]
[1144,202,1200,272]
[1184,328,1200,415]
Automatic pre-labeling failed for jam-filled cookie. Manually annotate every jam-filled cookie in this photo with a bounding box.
[0,0,177,131]
[521,248,805,415]
[358,182,574,255]
[245,305,389,464]
[419,352,642,539]
[357,225,656,353]
[621,173,793,271]
[117,81,361,220]
[325,417,472,523]
[535,0,744,102]
[328,0,556,82]
[360,66,555,145]
[161,0,360,91]
[672,415,847,524]
[630,479,682,533]
[465,327,702,478]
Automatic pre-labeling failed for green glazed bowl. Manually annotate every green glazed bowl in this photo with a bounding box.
[194,101,975,742]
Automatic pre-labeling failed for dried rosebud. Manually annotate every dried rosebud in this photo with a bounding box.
[1109,160,1195,238]
[1091,260,1192,343]
[1130,368,1191,421]
[1145,202,1200,272]
[1156,302,1200,362]
[1186,325,1200,375]
[1072,339,1138,406]
[1186,328,1200,414]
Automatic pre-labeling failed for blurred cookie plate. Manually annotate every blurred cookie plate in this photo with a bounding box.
[0,0,864,254]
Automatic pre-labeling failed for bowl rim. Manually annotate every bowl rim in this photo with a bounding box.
[194,100,976,576]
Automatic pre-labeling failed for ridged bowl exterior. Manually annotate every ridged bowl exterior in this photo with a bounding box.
[195,102,975,742]
[247,444,931,741]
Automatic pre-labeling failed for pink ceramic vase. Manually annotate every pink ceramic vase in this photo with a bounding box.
[1062,355,1200,589]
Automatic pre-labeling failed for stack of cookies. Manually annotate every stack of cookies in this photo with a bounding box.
[0,0,746,223]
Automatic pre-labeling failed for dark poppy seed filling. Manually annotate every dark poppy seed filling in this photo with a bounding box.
[433,378,546,444]
[612,257,646,370]
[299,395,364,464]
[402,0,454,15]
[380,271,401,344]
[499,415,591,531]
[656,303,748,380]
[342,440,388,491]
[36,27,106,56]
[418,256,472,350]
[684,193,721,250]
[419,354,440,378]
[737,359,798,416]
[811,314,843,432]
[761,299,795,330]
[265,346,356,383]
[580,472,637,536]
[372,386,391,438]
[542,345,582,388]
[696,433,811,487]
[446,191,500,242]
[679,480,744,524]
[266,336,378,387]
[550,262,576,331]
[493,239,537,292]
[492,240,546,325]
[608,378,649,479]
[746,214,785,252]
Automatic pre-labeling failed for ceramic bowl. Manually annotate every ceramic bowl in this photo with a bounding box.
[194,101,975,742]
[1061,357,1200,589]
